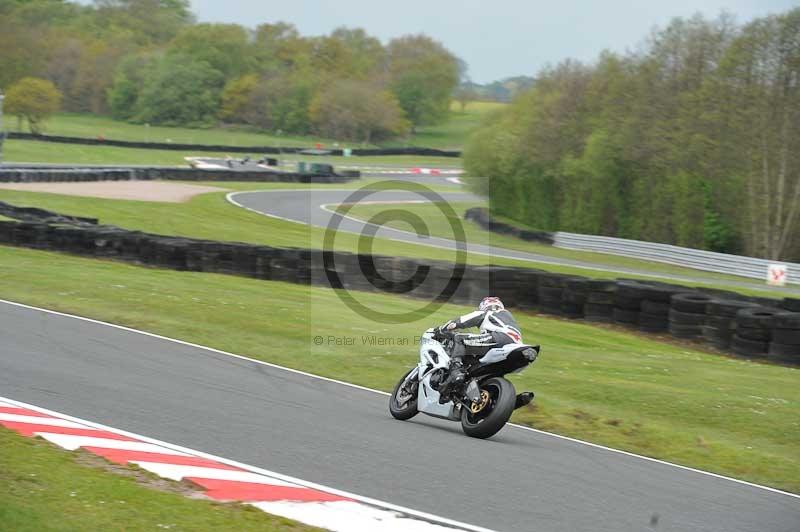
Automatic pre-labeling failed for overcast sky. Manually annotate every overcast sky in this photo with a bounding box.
[188,1,794,83]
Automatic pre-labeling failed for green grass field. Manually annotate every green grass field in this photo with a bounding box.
[0,245,797,493]
[2,102,501,167]
[406,101,507,149]
[343,201,794,294]
[0,185,786,298]
[0,427,320,532]
[10,102,503,152]
[24,113,350,148]
[4,138,225,166]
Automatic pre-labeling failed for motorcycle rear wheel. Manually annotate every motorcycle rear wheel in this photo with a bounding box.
[389,368,419,420]
[460,377,515,439]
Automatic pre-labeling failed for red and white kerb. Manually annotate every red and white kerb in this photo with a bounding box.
[0,398,476,532]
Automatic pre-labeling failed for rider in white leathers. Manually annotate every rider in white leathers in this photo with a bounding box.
[433,297,523,399]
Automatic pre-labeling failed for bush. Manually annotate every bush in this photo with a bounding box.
[5,77,62,134]
[133,54,224,126]
[309,80,410,142]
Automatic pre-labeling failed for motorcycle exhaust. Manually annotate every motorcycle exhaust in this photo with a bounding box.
[514,391,534,409]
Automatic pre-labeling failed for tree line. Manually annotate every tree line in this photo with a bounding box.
[0,0,460,142]
[464,10,800,262]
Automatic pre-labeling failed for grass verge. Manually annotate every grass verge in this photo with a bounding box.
[403,101,507,149]
[0,245,797,493]
[0,426,321,531]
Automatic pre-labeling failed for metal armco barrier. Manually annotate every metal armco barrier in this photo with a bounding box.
[553,232,800,285]
[465,208,798,285]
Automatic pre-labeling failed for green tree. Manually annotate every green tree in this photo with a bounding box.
[258,71,316,134]
[93,0,194,45]
[385,35,459,130]
[107,53,155,120]
[0,17,50,88]
[218,74,259,124]
[463,10,800,259]
[328,27,384,79]
[167,23,251,79]
[701,182,734,252]
[217,70,316,134]
[5,77,63,134]
[42,35,84,110]
[69,37,131,114]
[134,54,224,126]
[252,22,309,72]
[709,9,800,260]
[309,80,409,142]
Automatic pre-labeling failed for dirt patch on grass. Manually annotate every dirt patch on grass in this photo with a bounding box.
[72,447,208,500]
[0,181,227,203]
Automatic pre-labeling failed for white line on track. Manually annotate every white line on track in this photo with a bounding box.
[226,189,346,227]
[2,297,799,502]
[252,500,463,532]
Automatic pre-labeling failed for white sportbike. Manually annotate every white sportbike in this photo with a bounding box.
[389,328,539,439]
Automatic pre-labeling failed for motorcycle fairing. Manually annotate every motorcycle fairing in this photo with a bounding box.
[472,344,540,378]
[414,329,538,419]
[478,343,537,365]
[416,329,459,420]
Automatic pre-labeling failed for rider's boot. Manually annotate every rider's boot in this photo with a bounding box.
[438,359,466,404]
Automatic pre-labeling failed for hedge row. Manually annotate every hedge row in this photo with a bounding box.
[464,207,553,244]
[1,214,797,366]
[0,167,358,184]
[8,132,461,158]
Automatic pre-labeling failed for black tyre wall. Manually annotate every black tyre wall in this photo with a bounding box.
[672,293,714,313]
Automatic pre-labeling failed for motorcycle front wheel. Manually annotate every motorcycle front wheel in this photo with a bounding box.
[389,368,419,420]
[460,377,516,439]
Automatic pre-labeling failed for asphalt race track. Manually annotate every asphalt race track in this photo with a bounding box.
[1,301,798,532]
[229,186,800,295]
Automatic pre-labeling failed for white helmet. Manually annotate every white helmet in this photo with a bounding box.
[479,296,504,312]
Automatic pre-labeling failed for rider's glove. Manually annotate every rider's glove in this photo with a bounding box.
[441,321,456,332]
[434,321,456,339]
